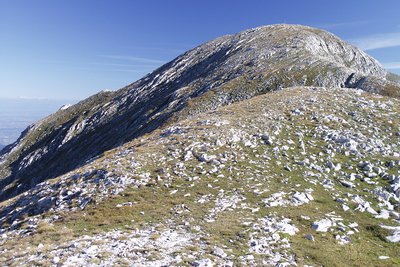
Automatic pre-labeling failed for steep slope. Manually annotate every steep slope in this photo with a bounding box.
[1,24,399,203]
[1,87,399,266]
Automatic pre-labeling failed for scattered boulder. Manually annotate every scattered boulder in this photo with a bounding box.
[312,219,333,232]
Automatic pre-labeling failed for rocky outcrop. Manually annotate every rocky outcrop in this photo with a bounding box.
[0,24,399,201]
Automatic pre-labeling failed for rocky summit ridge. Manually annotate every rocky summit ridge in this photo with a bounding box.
[0,24,400,266]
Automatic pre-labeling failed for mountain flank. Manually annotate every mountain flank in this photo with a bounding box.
[1,24,399,202]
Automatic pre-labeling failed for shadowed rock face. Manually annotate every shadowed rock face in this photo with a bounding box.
[0,24,398,201]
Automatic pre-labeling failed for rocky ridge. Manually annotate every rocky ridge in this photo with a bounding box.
[1,24,400,202]
[1,24,400,266]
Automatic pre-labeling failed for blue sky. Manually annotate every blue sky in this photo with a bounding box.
[1,0,400,100]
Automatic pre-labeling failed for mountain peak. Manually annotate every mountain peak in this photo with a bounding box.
[0,24,398,201]
[213,23,385,77]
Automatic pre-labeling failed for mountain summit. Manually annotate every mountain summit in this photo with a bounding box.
[1,24,398,201]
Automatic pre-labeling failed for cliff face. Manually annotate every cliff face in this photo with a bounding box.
[0,24,398,201]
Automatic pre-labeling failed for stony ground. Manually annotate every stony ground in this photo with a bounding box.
[1,86,399,266]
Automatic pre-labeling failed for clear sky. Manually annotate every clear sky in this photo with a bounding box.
[1,0,400,100]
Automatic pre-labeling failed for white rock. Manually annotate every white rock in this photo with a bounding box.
[60,104,72,110]
[312,219,332,232]
[53,256,60,263]
[327,160,341,171]
[340,180,355,188]
[348,222,359,229]
[375,210,390,220]
[292,192,313,205]
[213,247,227,258]
[244,140,256,148]
[263,192,289,207]
[245,254,255,260]
[276,219,299,236]
[192,258,214,267]
[352,195,378,214]
[322,179,334,188]
[116,201,133,208]
[390,211,400,220]
[335,235,351,245]
[184,150,193,161]
[282,145,289,151]
[249,215,298,265]
[380,225,400,242]
[85,245,98,255]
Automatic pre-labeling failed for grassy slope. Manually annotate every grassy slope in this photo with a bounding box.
[1,87,400,266]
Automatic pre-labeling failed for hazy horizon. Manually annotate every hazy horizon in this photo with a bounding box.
[0,98,77,146]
